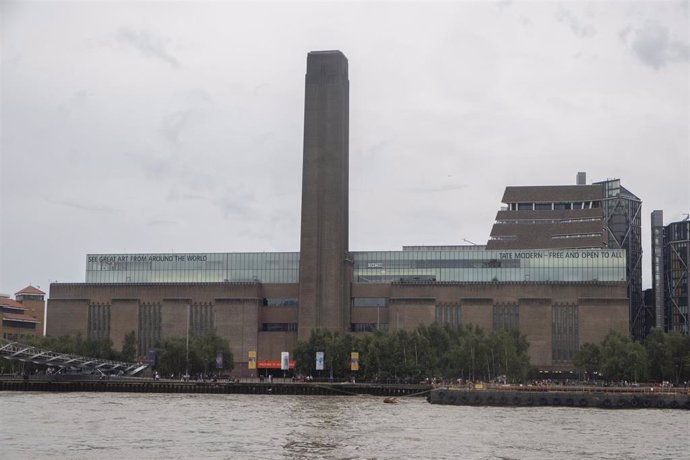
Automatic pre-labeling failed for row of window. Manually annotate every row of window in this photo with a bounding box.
[263,298,299,307]
[261,323,298,332]
[552,233,601,240]
[351,323,388,332]
[354,259,521,269]
[508,201,601,211]
[86,249,626,284]
[15,294,44,301]
[1,320,37,330]
[496,218,601,225]
[356,268,625,283]
[352,298,387,307]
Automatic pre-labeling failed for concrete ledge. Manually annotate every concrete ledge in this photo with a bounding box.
[0,378,432,397]
[428,387,690,410]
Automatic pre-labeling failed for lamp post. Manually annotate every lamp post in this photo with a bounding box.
[185,304,190,380]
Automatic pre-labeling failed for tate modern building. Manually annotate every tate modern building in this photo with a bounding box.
[47,51,631,373]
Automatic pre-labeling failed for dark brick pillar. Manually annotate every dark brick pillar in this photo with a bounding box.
[298,50,351,340]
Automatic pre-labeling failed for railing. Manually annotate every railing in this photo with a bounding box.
[0,339,148,376]
[437,382,689,395]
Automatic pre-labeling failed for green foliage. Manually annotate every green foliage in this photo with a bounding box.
[574,330,690,384]
[155,331,233,376]
[156,336,188,376]
[19,334,118,360]
[644,328,671,382]
[293,329,355,378]
[191,331,234,374]
[573,342,600,378]
[644,329,690,383]
[599,332,648,382]
[121,331,137,362]
[292,324,533,382]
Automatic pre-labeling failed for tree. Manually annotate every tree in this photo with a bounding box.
[156,336,188,376]
[191,331,234,374]
[155,331,233,376]
[121,331,137,362]
[599,331,648,382]
[644,328,671,382]
[573,343,601,380]
[666,332,690,384]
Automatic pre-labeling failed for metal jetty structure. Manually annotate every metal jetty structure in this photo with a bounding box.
[0,339,148,376]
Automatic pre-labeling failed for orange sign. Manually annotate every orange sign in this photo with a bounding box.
[257,360,296,369]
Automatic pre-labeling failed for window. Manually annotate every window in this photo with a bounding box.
[518,203,533,211]
[493,304,518,330]
[88,303,111,341]
[139,303,161,356]
[351,323,387,332]
[435,303,461,327]
[262,323,298,332]
[534,203,552,211]
[352,298,387,307]
[190,304,214,335]
[264,298,298,307]
[552,305,578,362]
[15,294,43,301]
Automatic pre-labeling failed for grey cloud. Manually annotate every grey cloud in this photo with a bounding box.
[115,27,180,68]
[148,220,178,226]
[161,109,194,145]
[215,195,255,219]
[519,16,532,28]
[137,154,174,179]
[167,185,206,202]
[622,21,690,69]
[555,6,596,38]
[47,198,119,214]
[182,89,213,105]
[409,183,467,193]
[496,0,512,13]
[68,90,89,107]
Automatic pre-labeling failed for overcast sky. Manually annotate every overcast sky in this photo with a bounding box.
[1,0,688,296]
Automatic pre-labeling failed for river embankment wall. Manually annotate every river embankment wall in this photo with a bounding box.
[0,377,431,397]
[428,386,690,409]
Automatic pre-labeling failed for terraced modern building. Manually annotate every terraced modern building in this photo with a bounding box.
[487,173,643,339]
[46,51,630,374]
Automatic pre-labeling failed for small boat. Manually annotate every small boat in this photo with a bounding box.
[383,397,398,404]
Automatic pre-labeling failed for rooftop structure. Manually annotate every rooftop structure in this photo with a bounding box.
[487,173,643,338]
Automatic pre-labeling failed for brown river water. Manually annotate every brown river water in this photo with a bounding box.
[0,392,687,459]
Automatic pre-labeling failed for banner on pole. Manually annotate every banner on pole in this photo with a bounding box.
[216,351,223,369]
[281,352,290,371]
[248,350,257,369]
[350,352,359,371]
[315,351,324,371]
[147,348,157,366]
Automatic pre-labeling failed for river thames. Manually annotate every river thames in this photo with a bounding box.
[0,392,687,459]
